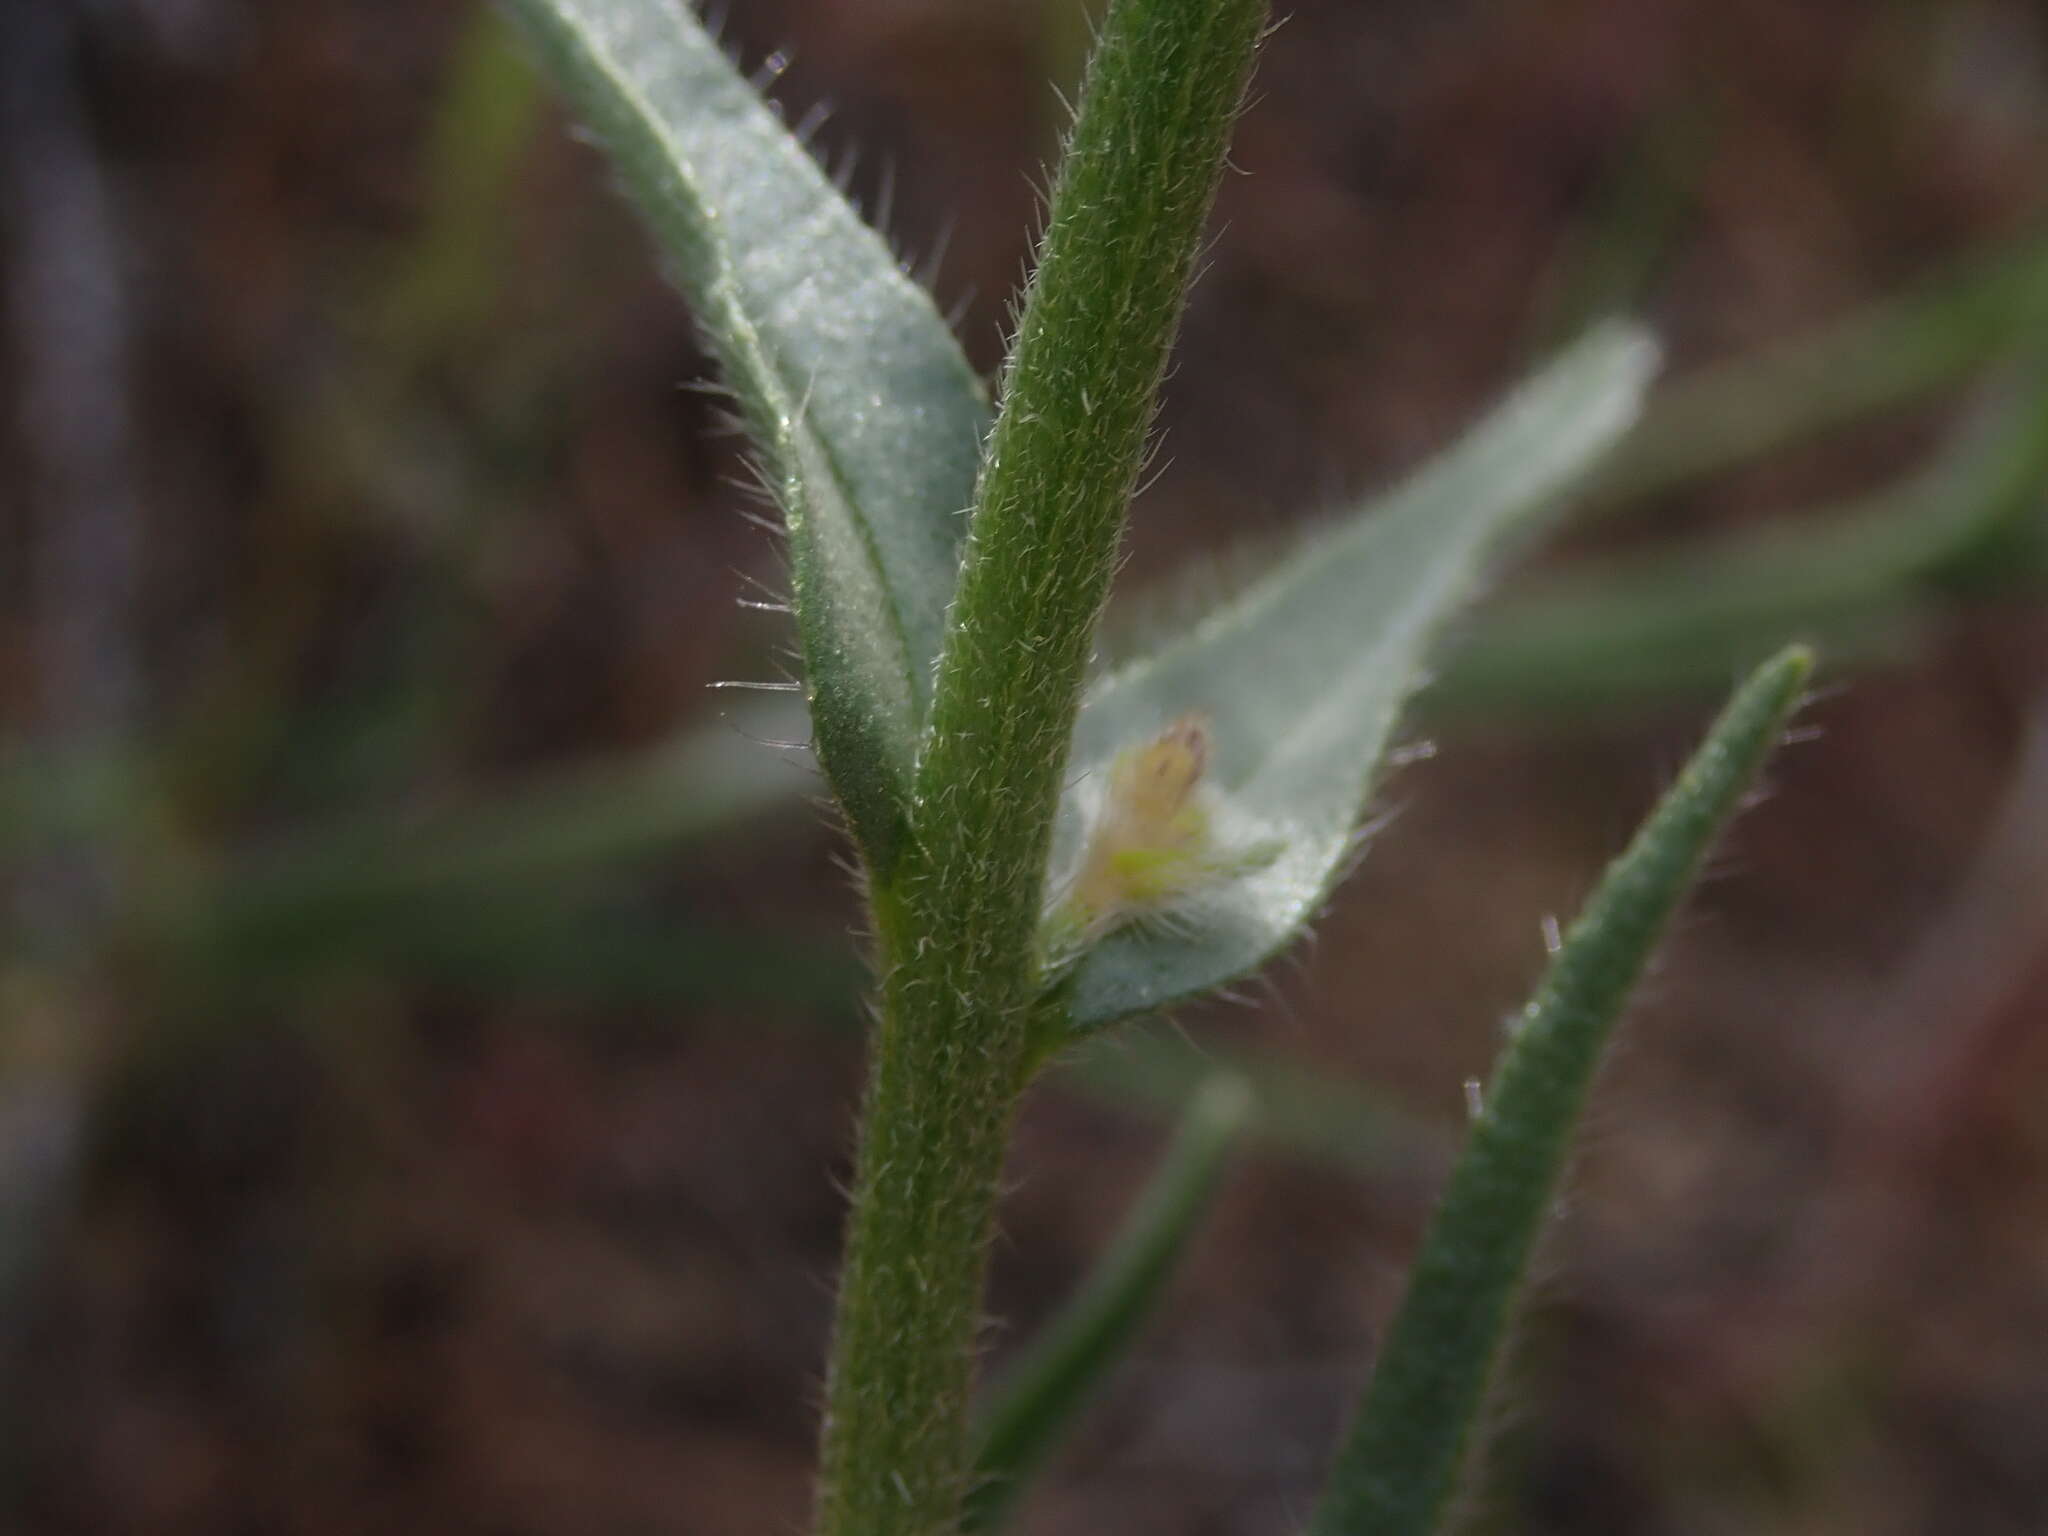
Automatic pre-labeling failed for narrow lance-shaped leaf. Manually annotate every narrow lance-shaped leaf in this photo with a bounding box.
[964,1072,1254,1533]
[1052,323,1659,1029]
[501,0,990,872]
[1305,646,1813,1536]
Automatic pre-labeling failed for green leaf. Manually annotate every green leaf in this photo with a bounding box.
[1053,323,1659,1029]
[1304,646,1813,1536]
[502,0,990,872]
[964,1072,1253,1532]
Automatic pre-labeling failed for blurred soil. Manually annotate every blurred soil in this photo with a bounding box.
[3,0,2048,1531]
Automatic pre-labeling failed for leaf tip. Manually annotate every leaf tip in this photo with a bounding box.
[1738,643,1819,732]
[1576,317,1665,418]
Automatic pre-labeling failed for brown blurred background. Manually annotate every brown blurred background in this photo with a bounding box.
[4,0,2048,1531]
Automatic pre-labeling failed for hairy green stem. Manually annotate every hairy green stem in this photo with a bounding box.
[813,2,1265,1532]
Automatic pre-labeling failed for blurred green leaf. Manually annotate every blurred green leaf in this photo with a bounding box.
[1585,224,2048,513]
[167,700,811,969]
[1062,1027,1453,1194]
[1054,324,1658,1029]
[1529,95,1713,355]
[965,1072,1252,1531]
[378,7,545,363]
[212,894,862,1013]
[1436,359,2048,722]
[503,0,990,870]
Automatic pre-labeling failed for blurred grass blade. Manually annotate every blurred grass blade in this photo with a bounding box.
[0,743,140,865]
[190,891,864,1013]
[965,1072,1254,1532]
[1305,647,1813,1536]
[502,0,990,871]
[1057,324,1658,1029]
[1528,95,1712,355]
[1062,1028,1453,1196]
[169,700,811,964]
[378,7,544,363]
[1585,224,2048,513]
[1435,359,2048,722]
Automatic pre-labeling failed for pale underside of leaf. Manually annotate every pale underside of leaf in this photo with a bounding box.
[501,0,989,867]
[1056,323,1660,1028]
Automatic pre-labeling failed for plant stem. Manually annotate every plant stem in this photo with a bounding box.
[813,2,1264,1532]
